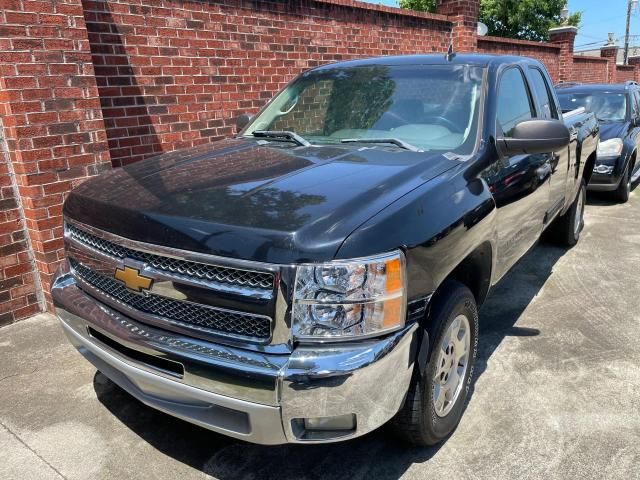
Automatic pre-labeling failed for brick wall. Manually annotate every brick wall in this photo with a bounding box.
[572,56,609,84]
[0,112,40,326]
[477,36,562,82]
[1,0,640,323]
[616,65,635,82]
[600,46,620,83]
[0,0,112,320]
[82,0,452,167]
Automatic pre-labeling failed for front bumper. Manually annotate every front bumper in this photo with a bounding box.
[52,270,419,444]
[588,172,623,191]
[588,156,625,191]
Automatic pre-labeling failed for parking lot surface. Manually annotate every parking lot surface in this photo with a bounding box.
[1,188,639,480]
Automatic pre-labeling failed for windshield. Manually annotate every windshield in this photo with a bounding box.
[244,64,484,154]
[557,92,627,121]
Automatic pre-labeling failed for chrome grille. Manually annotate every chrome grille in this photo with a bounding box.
[66,223,274,290]
[70,259,272,340]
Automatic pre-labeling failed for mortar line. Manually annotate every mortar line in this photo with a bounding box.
[0,420,68,480]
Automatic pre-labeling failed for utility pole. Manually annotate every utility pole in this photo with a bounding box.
[624,0,638,65]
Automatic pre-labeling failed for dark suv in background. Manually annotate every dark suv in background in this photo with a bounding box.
[556,81,640,202]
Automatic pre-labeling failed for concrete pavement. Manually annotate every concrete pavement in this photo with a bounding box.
[1,187,640,480]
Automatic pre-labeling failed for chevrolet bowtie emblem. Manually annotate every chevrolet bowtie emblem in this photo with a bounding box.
[114,266,153,292]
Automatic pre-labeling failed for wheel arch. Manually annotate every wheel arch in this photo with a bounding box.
[438,241,493,309]
[583,150,597,185]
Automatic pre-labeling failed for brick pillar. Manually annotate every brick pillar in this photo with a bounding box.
[627,56,640,82]
[549,26,578,84]
[0,1,112,314]
[436,0,480,52]
[601,44,620,83]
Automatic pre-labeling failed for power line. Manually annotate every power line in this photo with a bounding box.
[575,39,611,48]
[576,33,640,49]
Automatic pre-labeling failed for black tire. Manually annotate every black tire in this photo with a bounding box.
[392,280,478,446]
[547,179,586,247]
[613,163,631,203]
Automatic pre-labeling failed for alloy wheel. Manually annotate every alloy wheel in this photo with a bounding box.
[432,314,471,417]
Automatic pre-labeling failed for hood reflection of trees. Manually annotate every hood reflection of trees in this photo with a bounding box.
[174,187,325,230]
[323,66,395,134]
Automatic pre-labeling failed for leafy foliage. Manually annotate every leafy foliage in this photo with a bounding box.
[323,66,395,134]
[479,0,581,41]
[398,0,437,11]
[397,0,581,42]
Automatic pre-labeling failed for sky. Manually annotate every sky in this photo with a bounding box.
[363,0,637,51]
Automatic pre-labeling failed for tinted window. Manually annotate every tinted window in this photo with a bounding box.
[529,68,558,119]
[497,68,533,136]
[633,90,640,117]
[246,64,484,154]
[557,92,627,121]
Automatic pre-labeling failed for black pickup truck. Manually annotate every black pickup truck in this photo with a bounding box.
[53,54,598,446]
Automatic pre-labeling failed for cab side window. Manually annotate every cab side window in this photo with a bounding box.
[528,68,559,119]
[632,90,640,119]
[497,68,534,136]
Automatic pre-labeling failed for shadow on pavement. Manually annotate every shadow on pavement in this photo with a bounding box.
[469,241,566,400]
[94,241,569,479]
[94,370,440,479]
[585,179,639,206]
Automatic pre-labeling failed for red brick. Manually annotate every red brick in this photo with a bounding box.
[5,76,39,89]
[4,12,38,25]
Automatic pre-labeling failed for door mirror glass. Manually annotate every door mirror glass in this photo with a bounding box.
[236,113,253,132]
[498,119,570,156]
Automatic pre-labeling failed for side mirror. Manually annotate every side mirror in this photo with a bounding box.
[236,113,253,132]
[498,119,570,156]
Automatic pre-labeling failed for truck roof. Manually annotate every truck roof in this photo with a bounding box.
[312,53,544,71]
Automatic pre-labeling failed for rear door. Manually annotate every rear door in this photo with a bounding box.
[484,65,551,279]
[527,66,569,221]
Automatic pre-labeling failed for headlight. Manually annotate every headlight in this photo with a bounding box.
[292,251,406,341]
[597,138,623,158]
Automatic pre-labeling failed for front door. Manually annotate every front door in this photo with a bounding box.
[484,66,552,279]
[528,66,569,220]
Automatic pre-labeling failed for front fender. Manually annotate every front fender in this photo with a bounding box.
[335,166,497,304]
[616,143,636,176]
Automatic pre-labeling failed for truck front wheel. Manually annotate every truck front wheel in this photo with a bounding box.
[392,281,478,446]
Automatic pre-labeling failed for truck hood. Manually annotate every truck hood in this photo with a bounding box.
[598,120,628,141]
[65,138,460,263]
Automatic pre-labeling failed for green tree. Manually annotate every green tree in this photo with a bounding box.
[398,0,581,42]
[398,0,436,12]
[479,0,581,41]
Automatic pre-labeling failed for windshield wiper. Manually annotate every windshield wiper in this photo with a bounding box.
[252,130,311,147]
[340,138,421,152]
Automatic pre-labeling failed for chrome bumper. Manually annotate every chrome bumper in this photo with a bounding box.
[52,270,419,445]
